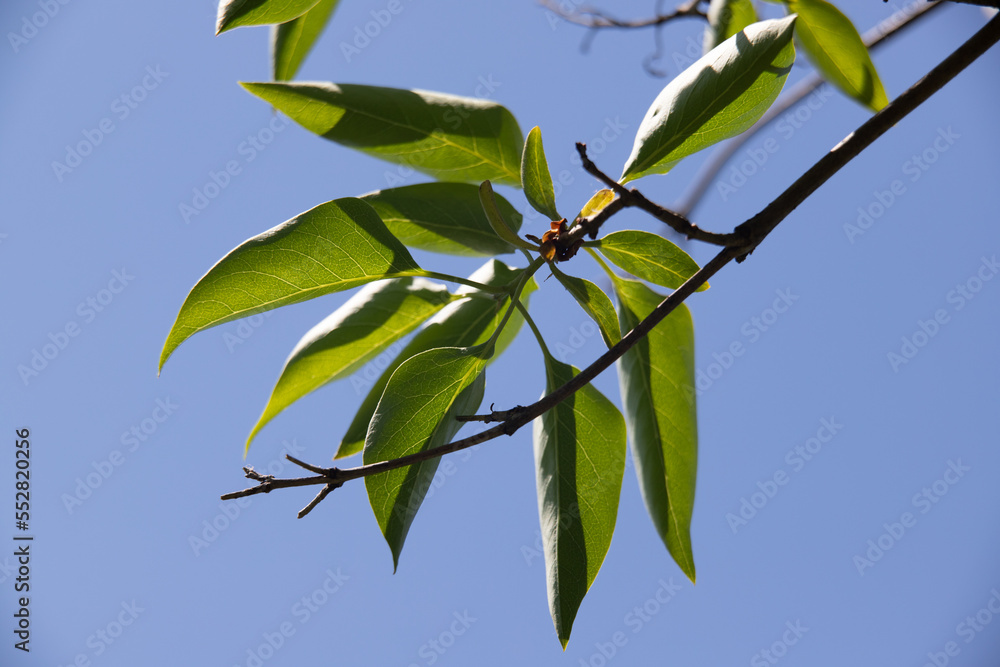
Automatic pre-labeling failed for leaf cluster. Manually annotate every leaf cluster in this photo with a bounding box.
[170,0,895,646]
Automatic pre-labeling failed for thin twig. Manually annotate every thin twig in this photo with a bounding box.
[286,454,329,475]
[221,14,1000,511]
[568,144,740,247]
[298,483,341,518]
[541,0,706,75]
[221,456,332,500]
[540,0,704,29]
[675,0,945,217]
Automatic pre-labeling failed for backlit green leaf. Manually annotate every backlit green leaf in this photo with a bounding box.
[613,276,698,582]
[271,0,339,80]
[521,126,561,221]
[217,0,320,34]
[534,354,626,647]
[246,278,452,450]
[703,0,758,53]
[621,16,797,183]
[361,183,522,256]
[243,82,524,186]
[365,348,488,570]
[595,230,707,291]
[337,260,535,458]
[551,267,620,348]
[787,0,888,111]
[159,198,422,371]
[479,180,536,251]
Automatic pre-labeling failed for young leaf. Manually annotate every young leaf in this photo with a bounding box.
[246,278,452,450]
[479,180,537,251]
[271,0,340,81]
[703,0,758,54]
[577,189,615,221]
[620,16,797,183]
[159,198,422,371]
[612,276,698,582]
[365,348,488,570]
[361,183,523,257]
[534,354,626,647]
[521,126,561,221]
[787,0,888,111]
[595,230,708,291]
[550,267,620,348]
[242,82,524,186]
[337,260,535,458]
[217,0,321,34]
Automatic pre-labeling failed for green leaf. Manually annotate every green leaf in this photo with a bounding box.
[479,180,537,251]
[217,0,321,34]
[612,276,698,582]
[551,267,620,348]
[703,0,758,54]
[159,198,422,372]
[620,16,797,183]
[787,0,888,111]
[360,183,522,257]
[365,347,488,570]
[246,278,451,450]
[271,0,340,81]
[242,82,524,186]
[521,126,561,221]
[595,230,708,292]
[534,354,626,647]
[337,260,535,458]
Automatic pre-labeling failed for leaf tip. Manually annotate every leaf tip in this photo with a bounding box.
[675,549,697,584]
[245,425,263,456]
[157,341,174,376]
[214,13,232,35]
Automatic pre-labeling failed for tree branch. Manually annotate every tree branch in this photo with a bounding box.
[222,12,1000,514]
[456,403,529,424]
[734,11,1000,258]
[675,0,945,217]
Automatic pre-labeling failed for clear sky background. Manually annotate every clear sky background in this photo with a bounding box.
[2,1,999,665]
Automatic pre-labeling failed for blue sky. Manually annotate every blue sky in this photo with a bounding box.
[2,0,999,665]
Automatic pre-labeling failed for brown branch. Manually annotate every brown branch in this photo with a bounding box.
[675,0,945,217]
[221,13,1000,513]
[734,11,1000,259]
[456,403,529,424]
